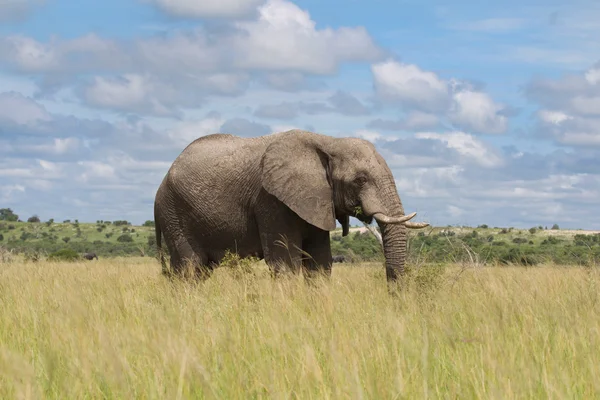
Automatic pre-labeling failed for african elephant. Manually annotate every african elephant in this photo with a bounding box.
[332,255,347,263]
[154,129,429,284]
[83,252,98,260]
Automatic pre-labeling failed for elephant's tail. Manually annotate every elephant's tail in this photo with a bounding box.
[155,214,167,274]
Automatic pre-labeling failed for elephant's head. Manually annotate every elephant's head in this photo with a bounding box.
[261,130,429,282]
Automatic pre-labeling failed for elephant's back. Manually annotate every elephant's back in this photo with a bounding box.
[165,133,269,209]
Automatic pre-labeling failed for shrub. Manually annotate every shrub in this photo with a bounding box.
[27,215,40,223]
[48,249,80,262]
[0,208,19,222]
[62,237,71,243]
[551,224,560,230]
[143,220,155,227]
[0,234,3,241]
[529,227,537,234]
[117,234,133,243]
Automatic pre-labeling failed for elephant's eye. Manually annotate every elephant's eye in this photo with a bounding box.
[354,176,367,186]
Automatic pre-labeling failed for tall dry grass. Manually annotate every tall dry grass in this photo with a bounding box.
[0,257,599,399]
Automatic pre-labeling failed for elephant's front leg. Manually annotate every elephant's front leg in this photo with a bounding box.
[301,228,332,282]
[259,230,303,277]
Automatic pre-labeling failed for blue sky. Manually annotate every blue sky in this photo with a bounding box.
[1,0,600,229]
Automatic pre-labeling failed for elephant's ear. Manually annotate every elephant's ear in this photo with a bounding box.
[261,136,336,231]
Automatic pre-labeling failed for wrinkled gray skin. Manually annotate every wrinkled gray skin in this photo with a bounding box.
[83,252,98,260]
[154,129,429,283]
[332,255,346,263]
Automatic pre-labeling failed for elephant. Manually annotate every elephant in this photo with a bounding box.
[332,255,347,263]
[83,252,98,260]
[154,129,429,284]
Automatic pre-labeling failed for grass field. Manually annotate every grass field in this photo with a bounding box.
[1,258,599,399]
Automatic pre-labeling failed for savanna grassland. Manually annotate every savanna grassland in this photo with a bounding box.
[1,257,599,399]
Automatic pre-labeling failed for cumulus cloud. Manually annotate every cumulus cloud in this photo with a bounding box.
[448,90,508,134]
[146,0,265,18]
[0,91,51,126]
[0,0,381,115]
[371,59,509,134]
[372,61,450,112]
[231,0,383,74]
[526,61,600,146]
[414,132,503,168]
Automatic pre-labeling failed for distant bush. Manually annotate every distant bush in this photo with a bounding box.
[113,220,130,226]
[0,208,19,222]
[62,237,71,243]
[529,227,537,234]
[27,215,40,223]
[551,224,560,230]
[477,224,488,229]
[48,249,80,262]
[143,220,155,227]
[0,234,3,241]
[117,234,133,243]
[499,228,509,234]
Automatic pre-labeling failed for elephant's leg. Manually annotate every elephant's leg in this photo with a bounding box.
[302,228,332,282]
[259,230,303,278]
[167,237,212,280]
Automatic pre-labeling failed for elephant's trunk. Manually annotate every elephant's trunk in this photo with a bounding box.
[366,178,427,282]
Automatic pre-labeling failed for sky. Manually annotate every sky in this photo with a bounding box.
[0,0,599,229]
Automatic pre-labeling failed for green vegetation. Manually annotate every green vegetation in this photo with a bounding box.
[0,218,154,259]
[1,208,599,266]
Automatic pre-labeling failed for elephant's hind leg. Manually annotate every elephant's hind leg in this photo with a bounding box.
[165,238,212,281]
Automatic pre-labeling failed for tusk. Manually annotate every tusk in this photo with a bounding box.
[372,211,417,224]
[405,221,430,229]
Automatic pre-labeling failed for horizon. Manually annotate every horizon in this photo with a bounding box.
[1,0,599,229]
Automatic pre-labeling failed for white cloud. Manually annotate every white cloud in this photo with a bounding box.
[19,137,81,156]
[76,161,117,183]
[447,204,465,218]
[528,62,600,146]
[0,91,51,125]
[352,130,399,142]
[372,60,449,112]
[0,184,25,202]
[585,67,600,85]
[231,0,383,74]
[372,59,509,135]
[414,131,503,168]
[569,96,600,116]
[83,74,179,117]
[0,1,380,115]
[167,116,226,146]
[448,90,508,134]
[538,110,573,125]
[147,0,265,18]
